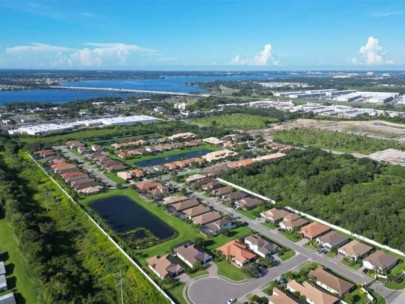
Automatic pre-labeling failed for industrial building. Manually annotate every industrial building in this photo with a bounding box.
[8,115,160,136]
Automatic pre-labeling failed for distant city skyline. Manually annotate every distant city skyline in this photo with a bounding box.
[0,0,404,70]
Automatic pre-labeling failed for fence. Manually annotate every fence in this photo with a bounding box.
[29,155,175,304]
[217,177,405,258]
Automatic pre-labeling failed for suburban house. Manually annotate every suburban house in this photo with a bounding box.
[217,240,257,268]
[308,266,354,296]
[185,174,207,184]
[181,205,211,219]
[0,275,7,292]
[300,222,331,240]
[244,234,279,257]
[202,149,238,162]
[0,293,16,304]
[286,280,339,304]
[260,208,292,224]
[203,164,231,176]
[67,140,84,149]
[222,191,248,202]
[268,288,301,304]
[227,159,255,169]
[136,181,166,194]
[211,186,233,197]
[279,214,309,231]
[192,211,222,225]
[171,199,200,212]
[338,240,373,261]
[173,243,212,268]
[91,144,102,152]
[235,197,263,210]
[202,137,224,145]
[147,255,184,279]
[117,171,133,181]
[363,250,399,273]
[201,180,222,191]
[130,168,144,178]
[167,132,196,141]
[162,195,188,206]
[77,186,102,196]
[316,231,350,250]
[201,218,235,236]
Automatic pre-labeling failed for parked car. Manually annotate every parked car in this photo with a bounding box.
[226,298,237,304]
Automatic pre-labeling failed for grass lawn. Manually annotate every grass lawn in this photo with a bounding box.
[105,172,126,184]
[384,260,405,290]
[187,268,209,279]
[236,207,262,220]
[69,148,82,157]
[0,220,38,304]
[216,260,250,282]
[166,283,187,304]
[261,222,277,230]
[341,259,363,270]
[325,250,338,258]
[349,289,370,304]
[192,114,278,130]
[278,250,295,261]
[278,230,302,242]
[205,226,252,251]
[304,242,320,251]
[262,281,278,295]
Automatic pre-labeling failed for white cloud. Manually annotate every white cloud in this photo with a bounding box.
[2,42,156,68]
[372,10,403,17]
[349,36,394,66]
[6,43,73,54]
[231,43,278,66]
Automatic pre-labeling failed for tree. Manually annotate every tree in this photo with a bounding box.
[242,263,260,278]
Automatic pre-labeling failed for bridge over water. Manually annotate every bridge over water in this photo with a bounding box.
[50,86,210,97]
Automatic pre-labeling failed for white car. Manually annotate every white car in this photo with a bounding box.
[226,298,237,304]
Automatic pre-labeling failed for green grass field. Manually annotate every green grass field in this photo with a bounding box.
[216,260,250,282]
[192,114,278,130]
[0,220,38,303]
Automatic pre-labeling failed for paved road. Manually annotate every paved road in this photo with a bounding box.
[167,179,404,303]
[54,146,117,187]
[188,254,309,304]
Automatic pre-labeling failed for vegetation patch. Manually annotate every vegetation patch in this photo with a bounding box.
[193,113,278,130]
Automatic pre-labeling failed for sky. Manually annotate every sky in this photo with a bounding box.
[0,0,404,70]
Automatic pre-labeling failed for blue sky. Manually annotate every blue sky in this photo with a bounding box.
[0,0,404,70]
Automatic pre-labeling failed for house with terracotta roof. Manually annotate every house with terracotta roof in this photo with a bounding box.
[279,214,309,232]
[316,231,350,250]
[192,211,222,225]
[227,159,255,169]
[67,140,84,149]
[217,240,257,268]
[235,197,263,210]
[309,267,354,296]
[244,234,279,257]
[147,255,184,279]
[286,280,339,304]
[173,243,212,268]
[268,288,300,304]
[130,168,144,178]
[363,250,399,273]
[260,208,292,224]
[338,240,373,261]
[181,205,211,219]
[135,181,166,192]
[300,222,331,240]
[117,151,129,159]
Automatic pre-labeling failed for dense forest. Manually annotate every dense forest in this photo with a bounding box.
[273,129,405,154]
[222,149,405,251]
[0,136,168,303]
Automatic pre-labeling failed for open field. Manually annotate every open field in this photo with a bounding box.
[0,220,37,303]
[192,113,278,130]
[274,119,405,142]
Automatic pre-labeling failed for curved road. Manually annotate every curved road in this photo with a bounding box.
[188,254,308,304]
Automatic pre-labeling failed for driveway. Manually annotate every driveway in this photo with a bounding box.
[188,254,308,304]
[54,145,117,187]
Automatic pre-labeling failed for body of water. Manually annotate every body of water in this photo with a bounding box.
[0,72,325,104]
[90,195,175,239]
[134,149,212,167]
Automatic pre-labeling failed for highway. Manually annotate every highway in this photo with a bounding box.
[50,85,210,97]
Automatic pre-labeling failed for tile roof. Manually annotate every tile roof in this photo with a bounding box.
[287,280,338,304]
[339,240,373,258]
[364,250,399,269]
[217,240,256,266]
[309,267,354,295]
[300,222,331,239]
